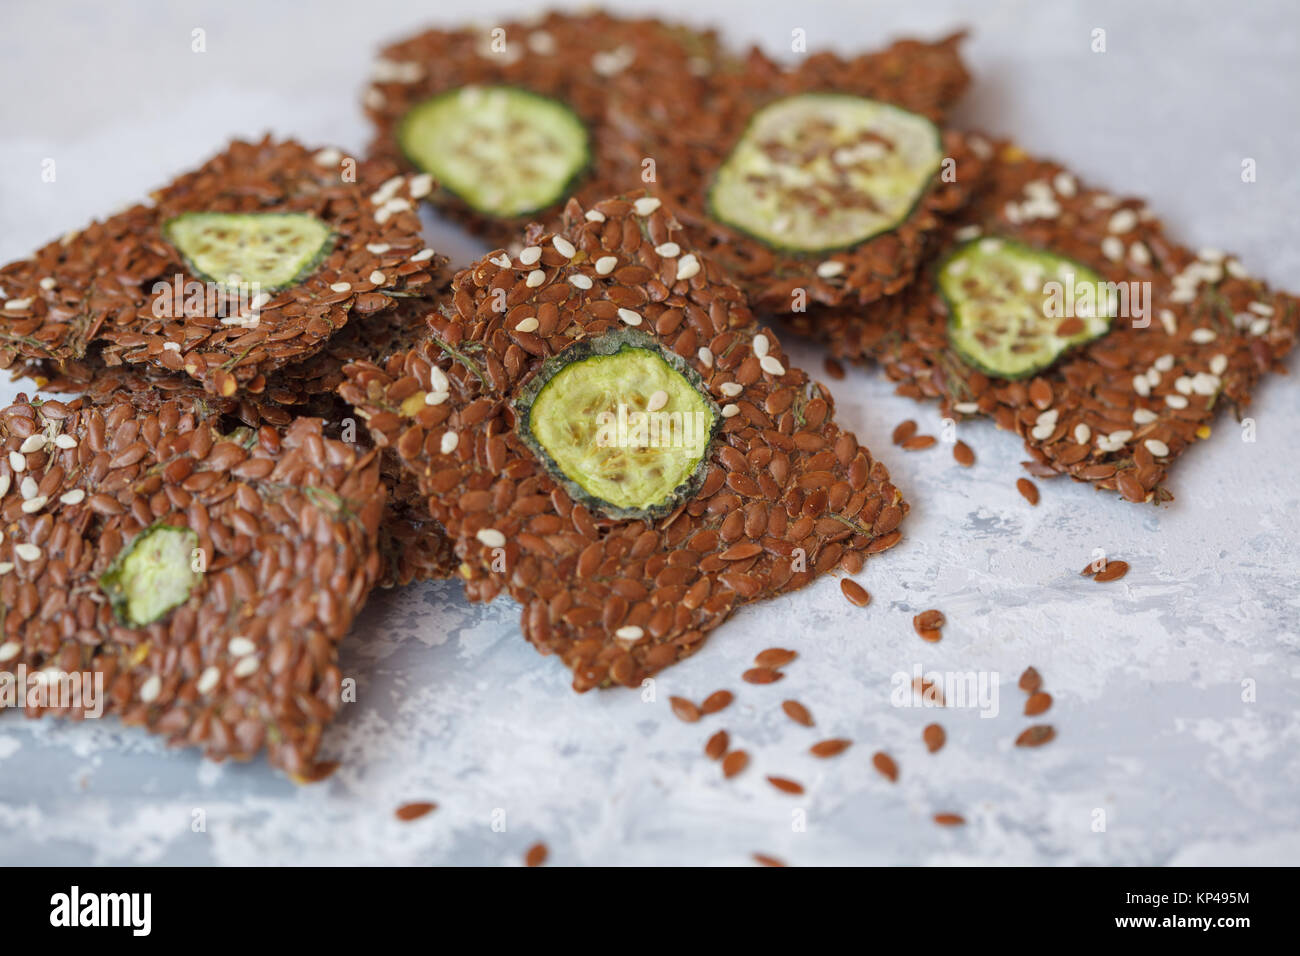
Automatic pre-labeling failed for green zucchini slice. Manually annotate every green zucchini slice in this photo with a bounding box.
[515,329,720,520]
[398,85,590,218]
[939,238,1115,380]
[707,93,943,253]
[98,524,202,627]
[163,212,334,291]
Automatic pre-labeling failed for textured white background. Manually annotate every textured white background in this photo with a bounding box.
[0,0,1298,866]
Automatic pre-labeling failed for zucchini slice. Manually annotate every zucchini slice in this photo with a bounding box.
[515,329,720,520]
[398,85,590,218]
[164,212,334,291]
[939,238,1115,380]
[98,524,202,627]
[707,93,943,253]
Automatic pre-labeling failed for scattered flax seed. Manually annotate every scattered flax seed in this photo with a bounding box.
[923,724,946,753]
[953,440,976,467]
[766,776,805,795]
[840,578,870,607]
[700,690,734,714]
[872,752,899,782]
[782,700,814,727]
[524,842,549,867]
[1018,667,1042,693]
[752,853,787,867]
[810,738,852,758]
[755,648,797,668]
[722,750,749,778]
[1025,692,1053,716]
[395,801,437,821]
[1016,725,1056,748]
[1093,560,1130,583]
[933,813,966,826]
[823,357,845,380]
[743,666,784,684]
[705,730,729,760]
[1016,477,1040,505]
[891,419,918,445]
[913,610,945,642]
[902,434,937,451]
[669,696,701,723]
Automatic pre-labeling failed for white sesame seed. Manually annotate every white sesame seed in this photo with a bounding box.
[367,243,390,255]
[1191,373,1220,395]
[697,347,713,368]
[594,256,618,275]
[1169,287,1195,304]
[1128,242,1151,266]
[330,282,352,293]
[519,246,542,265]
[646,390,669,412]
[654,242,680,258]
[752,334,769,358]
[719,382,743,397]
[584,210,606,223]
[476,528,506,548]
[314,147,342,166]
[1074,423,1091,444]
[196,666,221,695]
[1250,317,1271,336]
[1233,312,1254,329]
[617,308,642,326]
[1154,354,1175,372]
[759,355,785,376]
[1052,172,1077,197]
[3,297,32,311]
[1100,236,1124,261]
[1165,394,1189,409]
[1173,376,1193,395]
[1144,439,1170,457]
[382,198,411,216]
[1225,259,1249,279]
[1132,375,1151,397]
[552,236,576,258]
[138,675,162,703]
[1030,424,1054,441]
[816,260,846,279]
[1189,328,1216,344]
[1158,309,1177,335]
[0,475,8,497]
[1108,430,1134,444]
[19,434,46,454]
[979,238,1003,254]
[615,625,644,641]
[1247,301,1274,317]
[1132,408,1158,425]
[9,451,25,472]
[515,317,540,333]
[569,274,593,290]
[228,637,256,657]
[954,402,980,415]
[0,563,10,575]
[721,404,739,418]
[369,270,385,285]
[1209,354,1228,376]
[59,489,86,505]
[20,476,38,498]
[409,173,434,199]
[525,270,545,288]
[411,248,436,262]
[233,656,260,678]
[675,254,701,280]
[428,366,450,393]
[0,641,19,661]
[953,225,981,242]
[1107,209,1138,234]
[1035,409,1059,427]
[490,253,512,269]
[633,197,661,216]
[968,136,993,160]
[14,543,39,562]
[1198,247,1224,262]
[39,277,56,291]
[1092,194,1118,209]
[425,391,449,406]
[163,341,181,352]
[440,432,459,454]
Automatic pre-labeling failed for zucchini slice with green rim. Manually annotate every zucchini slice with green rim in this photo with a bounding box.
[514,328,720,520]
[163,212,334,291]
[707,93,944,254]
[98,524,202,627]
[398,85,590,218]
[939,237,1115,380]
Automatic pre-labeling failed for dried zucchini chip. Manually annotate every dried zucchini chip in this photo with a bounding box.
[163,211,334,291]
[98,524,201,627]
[398,85,590,218]
[708,93,943,253]
[515,329,719,520]
[940,238,1114,380]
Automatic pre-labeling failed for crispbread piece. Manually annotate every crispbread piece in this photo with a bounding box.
[0,397,387,776]
[787,139,1300,502]
[340,193,907,691]
[0,137,443,397]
